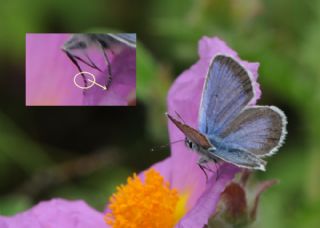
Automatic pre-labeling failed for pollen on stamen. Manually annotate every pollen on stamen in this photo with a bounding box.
[104,168,180,228]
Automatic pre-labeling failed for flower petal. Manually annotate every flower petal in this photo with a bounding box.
[26,34,83,106]
[0,198,107,228]
[177,164,239,228]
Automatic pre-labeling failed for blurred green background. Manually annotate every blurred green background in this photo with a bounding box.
[0,0,319,227]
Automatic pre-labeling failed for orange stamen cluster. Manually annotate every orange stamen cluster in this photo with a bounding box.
[105,169,180,228]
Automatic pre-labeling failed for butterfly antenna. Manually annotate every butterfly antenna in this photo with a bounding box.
[174,111,186,124]
[150,139,184,152]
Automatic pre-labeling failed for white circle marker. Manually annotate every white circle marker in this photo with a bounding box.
[73,71,107,90]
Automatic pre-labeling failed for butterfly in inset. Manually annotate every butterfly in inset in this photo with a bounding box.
[62,34,136,90]
[167,55,287,172]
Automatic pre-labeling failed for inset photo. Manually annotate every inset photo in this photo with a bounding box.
[26,33,136,106]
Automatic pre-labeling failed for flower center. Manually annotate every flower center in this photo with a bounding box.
[105,168,186,228]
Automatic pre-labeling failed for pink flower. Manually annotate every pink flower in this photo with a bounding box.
[105,36,261,227]
[0,199,106,228]
[5,36,262,227]
[26,34,136,106]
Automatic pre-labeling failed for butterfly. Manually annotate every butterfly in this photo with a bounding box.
[62,33,136,90]
[167,54,287,171]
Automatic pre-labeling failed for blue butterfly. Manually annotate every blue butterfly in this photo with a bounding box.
[167,55,287,171]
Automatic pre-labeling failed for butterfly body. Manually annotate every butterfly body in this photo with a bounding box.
[184,138,217,161]
[167,55,287,171]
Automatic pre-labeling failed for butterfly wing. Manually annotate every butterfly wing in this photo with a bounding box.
[107,33,136,48]
[199,55,255,136]
[198,55,286,169]
[219,106,287,157]
[166,113,212,149]
[210,147,267,170]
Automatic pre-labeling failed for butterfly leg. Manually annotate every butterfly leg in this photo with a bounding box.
[64,51,87,95]
[198,157,211,183]
[213,159,222,181]
[97,41,113,90]
[198,156,223,182]
[198,164,209,183]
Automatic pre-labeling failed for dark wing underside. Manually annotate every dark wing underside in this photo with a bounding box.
[166,113,212,149]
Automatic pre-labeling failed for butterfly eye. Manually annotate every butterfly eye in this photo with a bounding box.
[185,139,193,149]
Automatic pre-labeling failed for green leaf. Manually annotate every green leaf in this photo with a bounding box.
[136,43,157,100]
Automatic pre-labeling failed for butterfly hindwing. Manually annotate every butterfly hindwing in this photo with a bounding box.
[106,34,136,48]
[115,33,136,46]
[210,147,267,170]
[199,55,255,136]
[219,106,287,157]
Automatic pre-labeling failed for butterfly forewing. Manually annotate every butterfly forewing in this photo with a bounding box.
[166,113,212,149]
[199,55,255,136]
